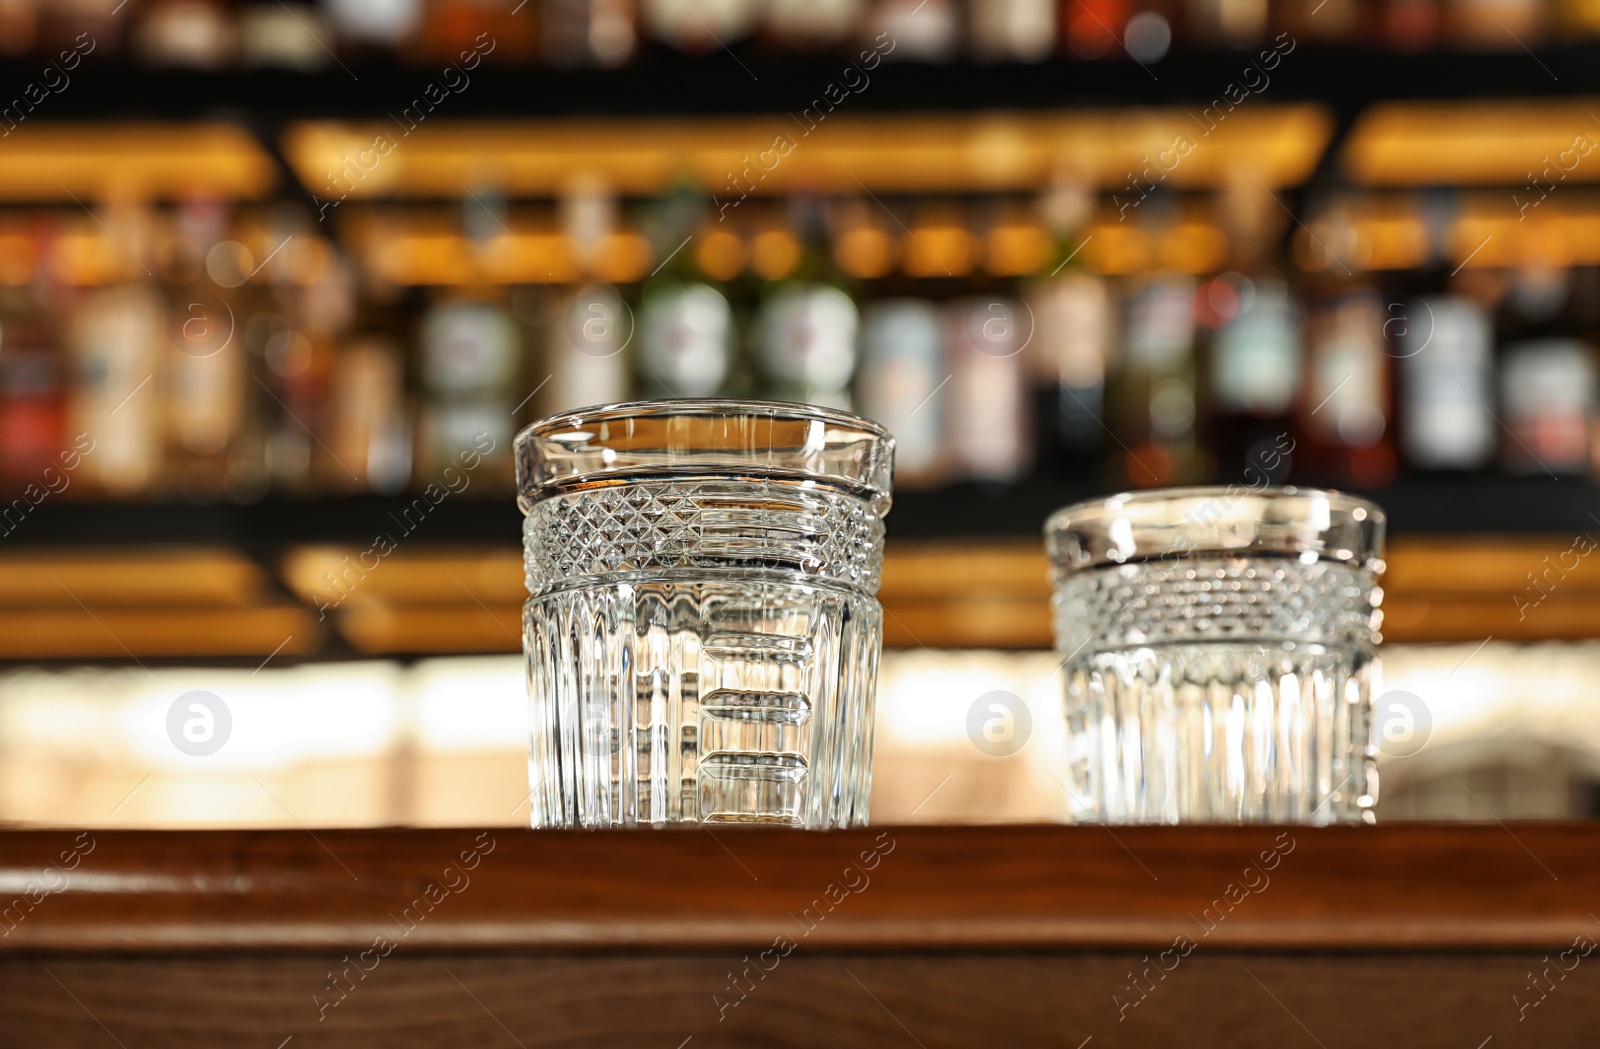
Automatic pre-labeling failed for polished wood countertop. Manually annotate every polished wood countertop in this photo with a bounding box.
[1,823,1593,954]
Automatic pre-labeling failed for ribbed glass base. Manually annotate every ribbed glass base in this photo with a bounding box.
[525,575,881,828]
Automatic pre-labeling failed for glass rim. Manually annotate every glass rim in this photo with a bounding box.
[515,398,895,511]
[519,397,893,441]
[1045,485,1386,572]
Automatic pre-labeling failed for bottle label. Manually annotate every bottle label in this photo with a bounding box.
[422,302,517,393]
[949,299,1030,480]
[1030,273,1110,386]
[1125,277,1195,372]
[1502,338,1595,472]
[759,284,858,392]
[548,285,628,413]
[640,282,732,397]
[1399,296,1494,469]
[1308,295,1386,447]
[860,301,943,476]
[1212,285,1299,415]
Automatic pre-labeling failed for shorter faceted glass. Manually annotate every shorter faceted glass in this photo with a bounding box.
[1045,487,1386,825]
[517,399,893,828]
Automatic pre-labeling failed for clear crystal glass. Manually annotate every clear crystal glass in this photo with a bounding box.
[1045,487,1386,825]
[517,399,894,828]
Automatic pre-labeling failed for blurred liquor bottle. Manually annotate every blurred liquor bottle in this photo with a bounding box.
[1495,243,1596,475]
[1395,191,1496,472]
[70,280,166,497]
[1577,267,1600,474]
[1398,294,1496,471]
[416,193,521,487]
[327,258,412,496]
[222,287,265,503]
[207,220,289,499]
[1494,232,1587,349]
[1201,172,1299,484]
[329,331,412,495]
[236,279,288,499]
[637,187,735,399]
[858,298,944,486]
[1377,0,1443,47]
[543,0,636,66]
[36,0,127,56]
[755,196,860,410]
[1185,0,1266,46]
[131,0,239,69]
[1298,281,1397,487]
[1447,0,1547,45]
[159,197,246,498]
[867,0,958,61]
[1112,272,1204,486]
[970,0,1056,61]
[56,197,164,497]
[1203,273,1301,485]
[287,217,368,493]
[0,0,36,56]
[414,0,538,63]
[325,0,425,56]
[702,211,762,398]
[417,295,519,485]
[238,0,334,71]
[1279,0,1362,41]
[946,293,1033,485]
[940,199,1033,485]
[542,178,634,416]
[1028,268,1114,477]
[844,198,945,488]
[254,267,337,495]
[1062,0,1130,58]
[0,283,66,495]
[761,0,863,50]
[639,0,758,53]
[254,332,316,496]
[1500,337,1594,475]
[1025,171,1110,482]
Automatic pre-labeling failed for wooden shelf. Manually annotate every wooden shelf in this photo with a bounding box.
[1,824,1595,1045]
[0,606,320,659]
[0,547,321,659]
[11,483,1600,656]
[275,535,1600,653]
[280,545,525,606]
[1344,98,1600,186]
[0,547,269,608]
[0,532,1592,657]
[0,123,277,201]
[4,533,1581,658]
[284,107,1330,200]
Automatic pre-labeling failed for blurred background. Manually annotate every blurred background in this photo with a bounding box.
[3,0,1600,826]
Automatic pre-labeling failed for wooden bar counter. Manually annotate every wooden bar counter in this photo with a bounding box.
[0,824,1595,1046]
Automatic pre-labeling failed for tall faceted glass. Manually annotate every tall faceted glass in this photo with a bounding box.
[517,399,894,828]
